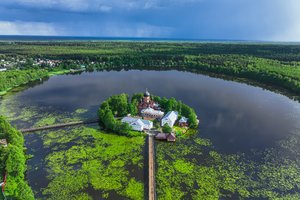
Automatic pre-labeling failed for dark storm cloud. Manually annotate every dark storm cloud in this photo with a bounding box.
[0,0,299,41]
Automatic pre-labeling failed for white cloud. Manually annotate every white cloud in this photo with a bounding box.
[0,21,60,35]
[270,0,300,42]
[0,0,200,12]
[0,20,172,37]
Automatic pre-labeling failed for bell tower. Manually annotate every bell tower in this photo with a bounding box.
[143,88,151,103]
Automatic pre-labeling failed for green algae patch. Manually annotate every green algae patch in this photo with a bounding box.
[156,135,300,199]
[48,69,71,76]
[41,126,145,200]
[34,115,57,127]
[75,108,88,114]
[173,160,194,174]
[123,178,144,200]
[0,90,8,96]
[0,94,38,122]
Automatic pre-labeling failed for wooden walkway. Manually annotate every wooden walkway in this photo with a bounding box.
[148,135,156,200]
[20,119,98,133]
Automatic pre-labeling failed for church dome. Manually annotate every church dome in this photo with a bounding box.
[144,89,150,97]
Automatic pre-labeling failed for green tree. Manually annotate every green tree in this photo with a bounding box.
[162,124,172,134]
[109,94,129,117]
[0,116,34,200]
[103,110,116,131]
[128,100,138,116]
[188,113,198,129]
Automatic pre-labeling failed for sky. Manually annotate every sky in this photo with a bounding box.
[0,0,299,41]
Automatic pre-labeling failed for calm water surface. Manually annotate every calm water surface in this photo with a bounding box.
[15,70,300,153]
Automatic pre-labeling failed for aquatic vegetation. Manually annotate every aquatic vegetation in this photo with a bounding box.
[40,126,145,199]
[0,94,38,123]
[156,135,300,199]
[34,115,57,127]
[75,108,88,114]
[123,178,144,200]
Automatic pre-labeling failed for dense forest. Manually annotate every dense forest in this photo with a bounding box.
[0,41,300,95]
[0,69,48,94]
[0,116,34,200]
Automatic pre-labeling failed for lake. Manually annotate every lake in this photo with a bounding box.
[1,70,300,199]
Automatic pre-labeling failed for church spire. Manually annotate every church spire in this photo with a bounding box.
[144,88,150,97]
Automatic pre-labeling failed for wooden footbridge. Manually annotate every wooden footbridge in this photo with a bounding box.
[20,119,99,133]
[148,135,156,200]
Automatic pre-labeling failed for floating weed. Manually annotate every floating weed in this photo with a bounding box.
[75,108,88,114]
[156,134,300,199]
[123,178,144,200]
[0,94,38,123]
[42,126,145,199]
[34,115,57,127]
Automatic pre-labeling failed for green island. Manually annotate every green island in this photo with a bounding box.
[98,90,199,138]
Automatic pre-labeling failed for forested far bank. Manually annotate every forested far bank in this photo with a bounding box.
[0,42,300,96]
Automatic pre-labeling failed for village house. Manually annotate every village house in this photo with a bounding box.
[0,68,7,72]
[0,139,8,147]
[121,117,153,132]
[178,117,189,127]
[155,133,176,142]
[161,111,179,127]
[167,133,176,142]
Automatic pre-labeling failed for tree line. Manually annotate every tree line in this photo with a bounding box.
[0,116,34,200]
[1,42,300,96]
[0,69,48,93]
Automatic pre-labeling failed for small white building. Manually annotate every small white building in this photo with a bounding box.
[161,111,178,127]
[0,139,8,147]
[121,117,153,132]
[0,68,7,72]
[178,116,189,127]
[141,107,164,119]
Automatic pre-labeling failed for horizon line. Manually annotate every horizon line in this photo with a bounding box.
[0,35,299,43]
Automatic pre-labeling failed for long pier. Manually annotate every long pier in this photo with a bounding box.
[148,135,156,200]
[20,119,98,133]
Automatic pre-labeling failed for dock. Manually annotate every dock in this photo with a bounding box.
[20,119,98,133]
[148,135,156,200]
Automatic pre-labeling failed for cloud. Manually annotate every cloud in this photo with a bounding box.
[0,0,299,41]
[0,0,200,12]
[269,0,300,41]
[0,21,60,35]
[100,23,172,37]
[64,22,173,37]
[0,19,172,37]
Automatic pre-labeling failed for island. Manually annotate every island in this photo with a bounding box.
[98,89,199,141]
